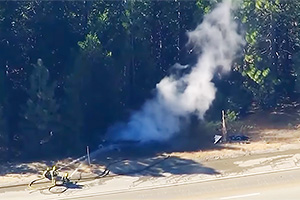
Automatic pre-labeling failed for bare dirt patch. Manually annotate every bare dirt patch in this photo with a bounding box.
[170,107,300,161]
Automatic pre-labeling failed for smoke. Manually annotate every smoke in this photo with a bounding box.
[107,0,244,142]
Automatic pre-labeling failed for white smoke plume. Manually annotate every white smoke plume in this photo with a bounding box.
[107,0,244,142]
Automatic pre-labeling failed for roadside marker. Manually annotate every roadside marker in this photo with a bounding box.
[87,146,91,166]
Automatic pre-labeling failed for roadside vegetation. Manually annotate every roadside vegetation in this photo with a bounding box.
[1,0,300,161]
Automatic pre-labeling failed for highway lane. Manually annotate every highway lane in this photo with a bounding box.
[57,168,300,200]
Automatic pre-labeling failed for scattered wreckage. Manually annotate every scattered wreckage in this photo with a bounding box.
[28,163,110,194]
[214,134,250,144]
[28,139,144,194]
[214,110,250,144]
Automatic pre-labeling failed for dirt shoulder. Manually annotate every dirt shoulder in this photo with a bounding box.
[171,107,300,161]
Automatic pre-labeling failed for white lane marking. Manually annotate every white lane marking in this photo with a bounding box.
[220,192,260,199]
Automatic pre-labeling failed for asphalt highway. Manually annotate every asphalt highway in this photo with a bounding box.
[56,168,300,200]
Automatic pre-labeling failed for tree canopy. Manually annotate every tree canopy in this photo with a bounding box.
[0,0,300,160]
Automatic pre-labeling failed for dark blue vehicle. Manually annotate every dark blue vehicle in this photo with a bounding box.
[229,134,250,142]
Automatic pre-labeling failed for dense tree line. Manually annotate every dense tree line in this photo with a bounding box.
[0,0,300,160]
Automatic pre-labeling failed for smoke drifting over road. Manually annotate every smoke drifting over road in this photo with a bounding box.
[107,0,244,142]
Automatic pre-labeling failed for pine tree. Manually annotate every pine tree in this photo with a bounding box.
[20,59,60,157]
[0,105,8,160]
[60,72,84,154]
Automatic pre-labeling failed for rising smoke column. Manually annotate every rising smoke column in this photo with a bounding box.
[108,0,244,142]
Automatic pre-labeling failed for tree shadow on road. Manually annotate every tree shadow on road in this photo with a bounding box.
[87,136,242,178]
[101,155,220,177]
[0,160,55,176]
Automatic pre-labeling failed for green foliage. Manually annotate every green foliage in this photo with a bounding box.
[243,65,270,85]
[78,33,101,51]
[0,1,300,160]
[60,72,84,155]
[245,30,258,45]
[226,110,238,122]
[293,51,300,92]
[0,105,8,155]
[237,0,300,108]
[19,59,61,157]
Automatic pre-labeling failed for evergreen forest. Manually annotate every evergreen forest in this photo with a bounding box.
[0,0,300,161]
